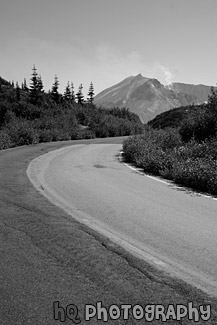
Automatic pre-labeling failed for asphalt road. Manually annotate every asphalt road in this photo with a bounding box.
[1,138,217,324]
[28,143,217,297]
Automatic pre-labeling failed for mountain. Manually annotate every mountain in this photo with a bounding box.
[171,83,214,103]
[94,74,214,123]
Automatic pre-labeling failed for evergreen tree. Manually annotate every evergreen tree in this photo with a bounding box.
[23,78,28,92]
[16,82,21,101]
[29,65,39,104]
[63,81,71,101]
[71,82,75,102]
[76,84,84,105]
[51,75,60,103]
[37,75,44,93]
[11,80,14,87]
[29,65,44,104]
[208,86,217,117]
[87,82,95,104]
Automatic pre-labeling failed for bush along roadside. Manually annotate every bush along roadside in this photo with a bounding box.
[123,129,217,196]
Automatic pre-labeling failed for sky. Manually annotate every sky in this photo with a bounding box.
[0,0,217,95]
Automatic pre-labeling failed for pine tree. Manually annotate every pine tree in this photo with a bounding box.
[71,82,75,102]
[16,82,21,101]
[87,82,95,104]
[63,81,71,101]
[208,86,217,116]
[76,84,84,105]
[37,75,44,93]
[29,65,39,104]
[29,65,44,104]
[11,80,14,87]
[51,75,60,103]
[23,78,28,91]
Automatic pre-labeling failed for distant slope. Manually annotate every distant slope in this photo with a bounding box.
[148,104,201,129]
[172,83,214,103]
[94,74,214,123]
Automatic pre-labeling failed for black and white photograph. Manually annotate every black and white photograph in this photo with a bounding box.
[0,0,217,323]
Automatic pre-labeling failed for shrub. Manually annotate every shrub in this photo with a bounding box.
[39,129,53,143]
[179,109,217,142]
[6,118,39,146]
[77,128,95,139]
[16,127,39,145]
[0,130,13,149]
[171,157,217,194]
[123,129,217,196]
[49,128,71,141]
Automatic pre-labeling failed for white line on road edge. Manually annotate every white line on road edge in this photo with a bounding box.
[26,146,168,272]
[26,144,217,296]
[119,151,217,201]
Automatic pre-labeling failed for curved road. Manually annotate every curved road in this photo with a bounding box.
[28,143,217,297]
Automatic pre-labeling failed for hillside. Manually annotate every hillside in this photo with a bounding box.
[0,71,144,150]
[172,83,214,103]
[94,74,215,123]
[148,104,202,129]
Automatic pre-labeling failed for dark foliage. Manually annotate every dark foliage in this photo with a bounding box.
[148,104,200,129]
[87,82,95,104]
[0,69,143,150]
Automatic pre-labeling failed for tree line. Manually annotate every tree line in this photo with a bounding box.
[13,65,95,106]
[0,65,144,149]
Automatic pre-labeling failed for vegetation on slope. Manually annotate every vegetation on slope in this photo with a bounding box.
[0,67,143,150]
[123,87,217,195]
[148,104,201,129]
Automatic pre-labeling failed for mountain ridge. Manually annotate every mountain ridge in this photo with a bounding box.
[94,74,215,123]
